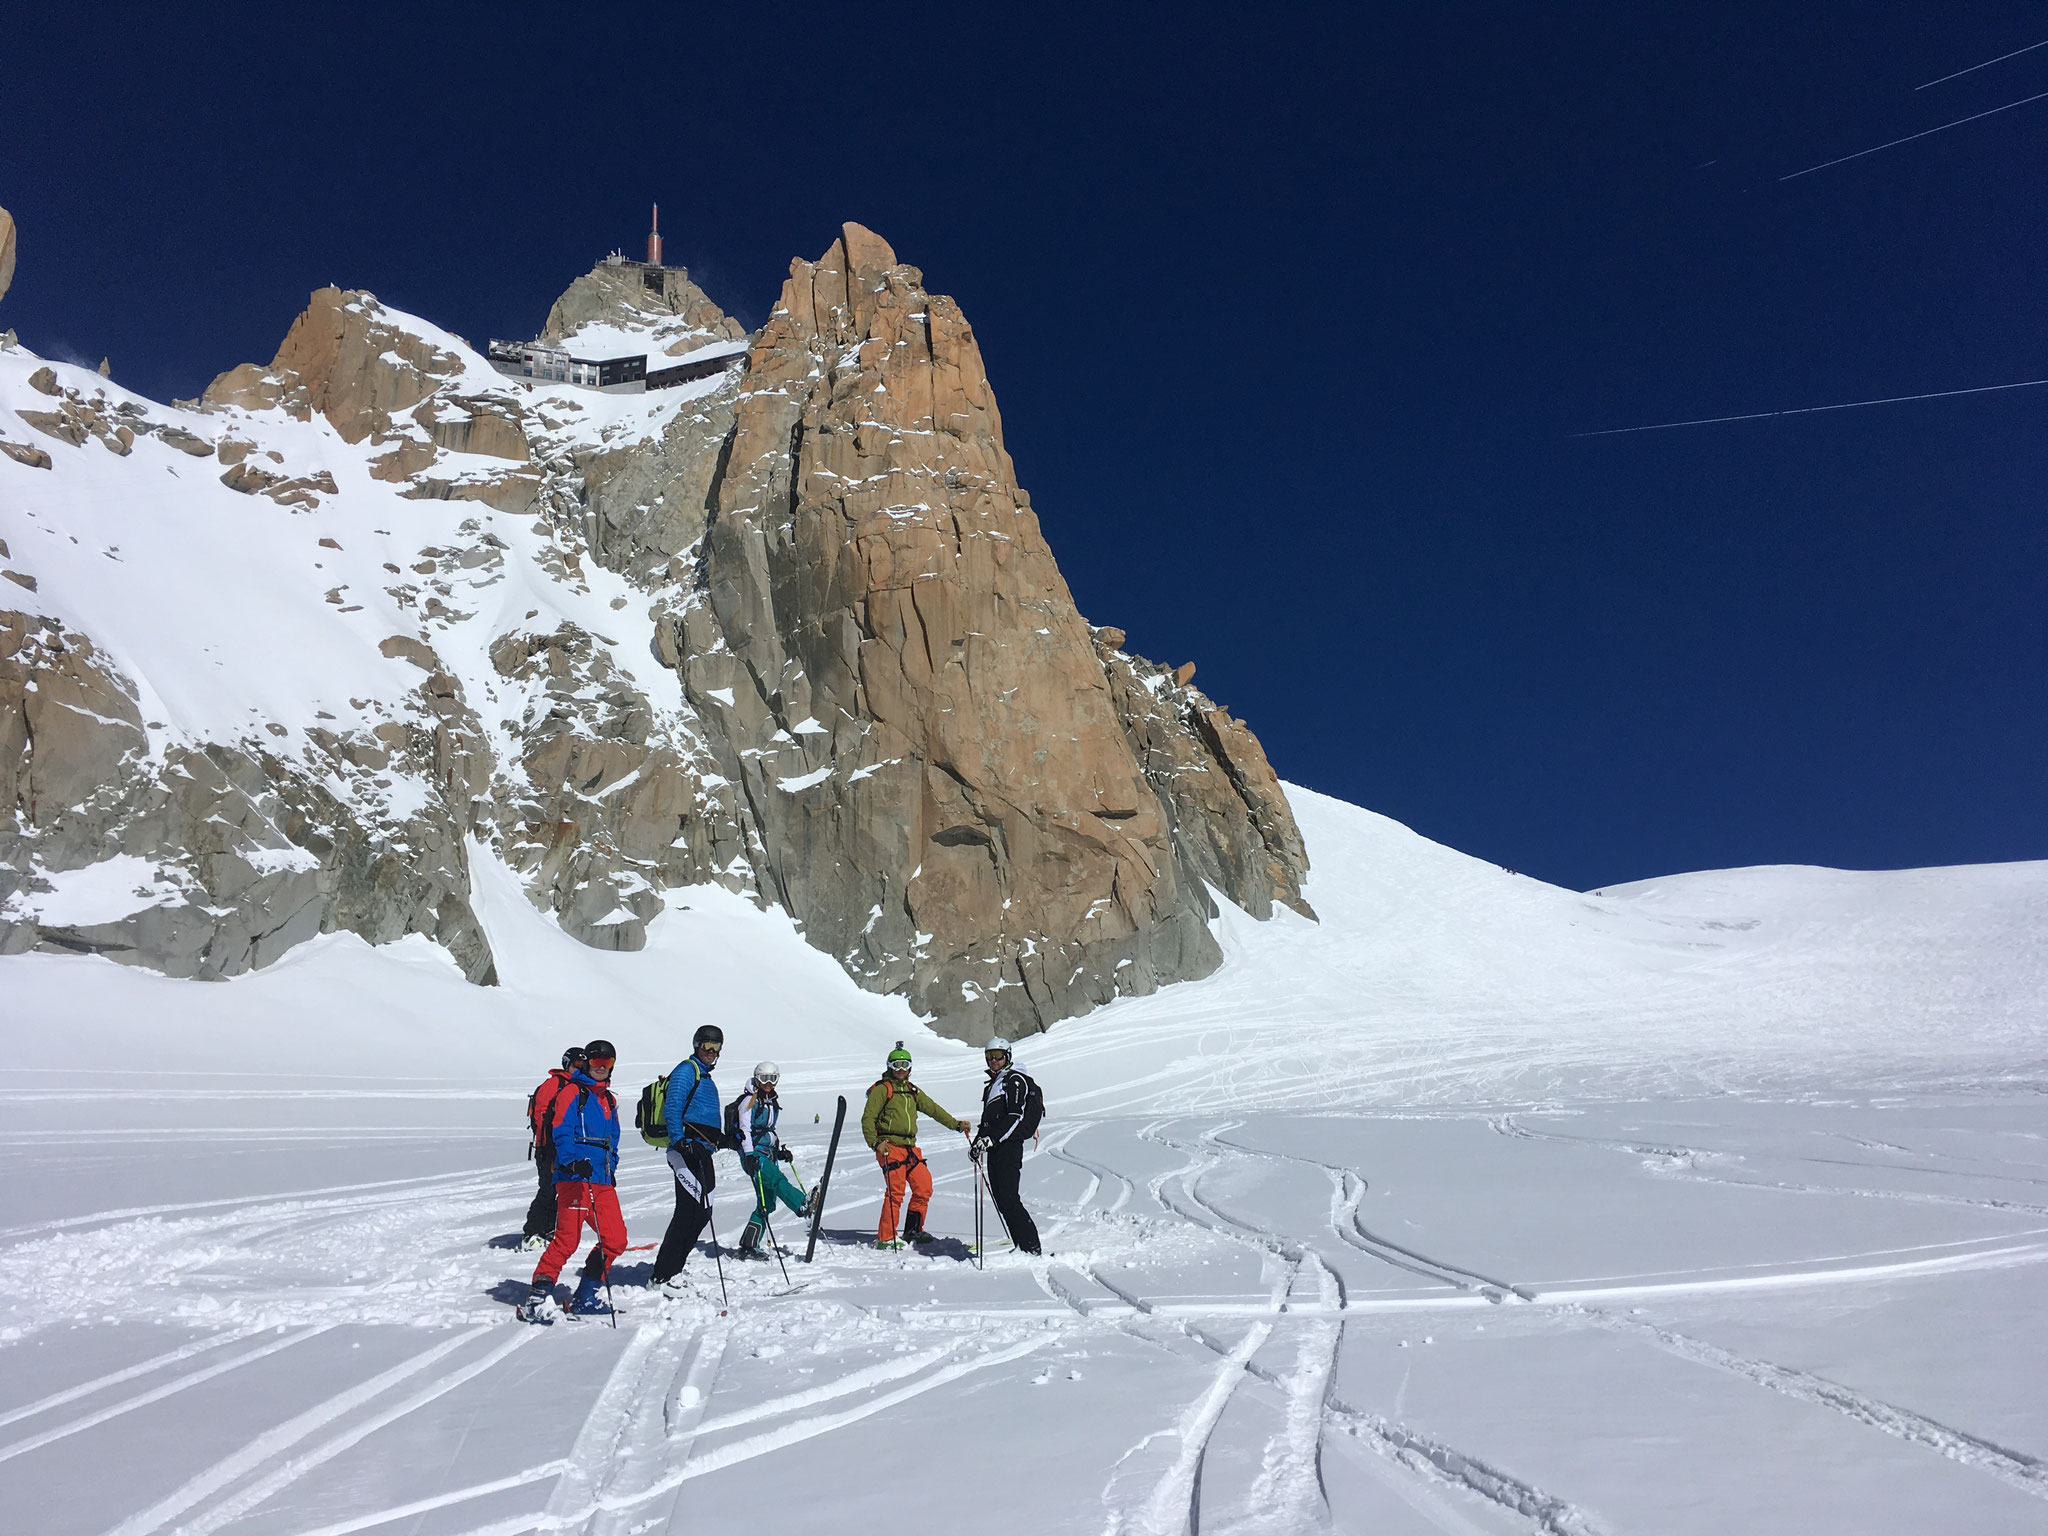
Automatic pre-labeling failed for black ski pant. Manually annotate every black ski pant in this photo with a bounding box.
[522,1154,556,1239]
[650,1137,717,1283]
[984,1138,1040,1255]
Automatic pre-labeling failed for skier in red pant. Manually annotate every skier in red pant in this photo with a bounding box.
[518,1039,625,1323]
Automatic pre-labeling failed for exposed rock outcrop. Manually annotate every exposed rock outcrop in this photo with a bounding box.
[0,612,495,980]
[0,205,14,309]
[1094,631,1313,922]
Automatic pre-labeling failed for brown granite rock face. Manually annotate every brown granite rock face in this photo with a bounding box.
[0,205,15,309]
[670,223,1222,1039]
[1094,632,1313,921]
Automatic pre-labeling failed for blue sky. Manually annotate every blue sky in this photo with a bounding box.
[4,2,2042,888]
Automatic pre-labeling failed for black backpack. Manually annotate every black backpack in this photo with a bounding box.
[1014,1069,1045,1139]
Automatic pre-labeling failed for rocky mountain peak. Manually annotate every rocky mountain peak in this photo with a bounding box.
[541,259,745,356]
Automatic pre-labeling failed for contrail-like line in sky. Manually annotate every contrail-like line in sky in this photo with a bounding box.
[1780,87,2048,179]
[1571,377,2048,437]
[1917,38,2048,90]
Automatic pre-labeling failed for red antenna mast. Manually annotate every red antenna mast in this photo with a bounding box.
[647,204,662,267]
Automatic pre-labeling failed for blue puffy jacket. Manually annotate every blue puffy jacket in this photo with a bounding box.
[547,1071,620,1186]
[665,1056,721,1146]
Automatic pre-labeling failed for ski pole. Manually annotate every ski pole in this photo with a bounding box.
[755,1172,793,1288]
[974,1154,985,1270]
[705,1202,730,1309]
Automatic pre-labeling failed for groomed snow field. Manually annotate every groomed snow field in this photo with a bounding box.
[2,788,2045,1535]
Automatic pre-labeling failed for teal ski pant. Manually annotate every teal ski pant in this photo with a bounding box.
[749,1160,804,1223]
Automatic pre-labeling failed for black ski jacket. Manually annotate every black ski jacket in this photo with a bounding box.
[979,1066,1037,1145]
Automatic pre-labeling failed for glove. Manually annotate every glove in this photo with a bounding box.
[565,1159,594,1179]
[971,1135,992,1160]
[741,1152,759,1176]
[775,1147,795,1163]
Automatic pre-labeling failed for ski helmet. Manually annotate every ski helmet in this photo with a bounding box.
[886,1041,913,1070]
[584,1039,616,1062]
[693,1024,724,1051]
[984,1035,1012,1065]
[561,1046,589,1071]
[753,1061,780,1085]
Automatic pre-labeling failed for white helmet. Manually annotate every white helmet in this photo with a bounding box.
[984,1036,1012,1062]
[753,1061,780,1084]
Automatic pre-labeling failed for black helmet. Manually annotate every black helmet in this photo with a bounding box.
[561,1046,589,1071]
[584,1039,617,1061]
[693,1024,724,1049]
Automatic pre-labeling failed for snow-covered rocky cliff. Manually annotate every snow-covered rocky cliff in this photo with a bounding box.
[0,220,1310,1039]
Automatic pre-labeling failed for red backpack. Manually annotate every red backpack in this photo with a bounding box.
[526,1069,576,1154]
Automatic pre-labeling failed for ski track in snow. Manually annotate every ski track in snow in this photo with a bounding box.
[1573,1307,2048,1501]
[0,1096,2044,1532]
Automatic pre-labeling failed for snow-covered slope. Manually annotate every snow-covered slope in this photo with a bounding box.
[6,785,2041,1112]
[1024,787,2048,1112]
[3,787,2044,1536]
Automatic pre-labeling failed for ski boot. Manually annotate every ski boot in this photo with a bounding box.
[798,1187,820,1222]
[903,1210,935,1246]
[736,1219,768,1261]
[515,1283,560,1325]
[651,1271,695,1300]
[875,1238,905,1251]
[568,1274,614,1317]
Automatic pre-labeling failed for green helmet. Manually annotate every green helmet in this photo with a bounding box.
[886,1041,913,1069]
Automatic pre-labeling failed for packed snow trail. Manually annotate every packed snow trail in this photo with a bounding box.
[2,1078,2048,1533]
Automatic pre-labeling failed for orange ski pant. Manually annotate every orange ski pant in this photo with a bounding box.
[874,1144,931,1242]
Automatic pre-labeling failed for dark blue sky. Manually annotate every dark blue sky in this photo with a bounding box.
[5,4,2043,890]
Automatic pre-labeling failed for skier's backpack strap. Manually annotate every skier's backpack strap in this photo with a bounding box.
[635,1073,671,1150]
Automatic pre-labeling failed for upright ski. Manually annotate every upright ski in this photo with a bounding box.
[804,1094,847,1263]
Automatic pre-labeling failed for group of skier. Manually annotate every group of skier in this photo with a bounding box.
[515,1028,1044,1323]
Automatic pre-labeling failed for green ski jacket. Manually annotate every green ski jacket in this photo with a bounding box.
[862,1077,965,1150]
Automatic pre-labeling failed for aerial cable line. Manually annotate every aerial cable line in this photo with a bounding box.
[1572,377,2048,437]
[1917,37,2048,90]
[1780,86,2048,179]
